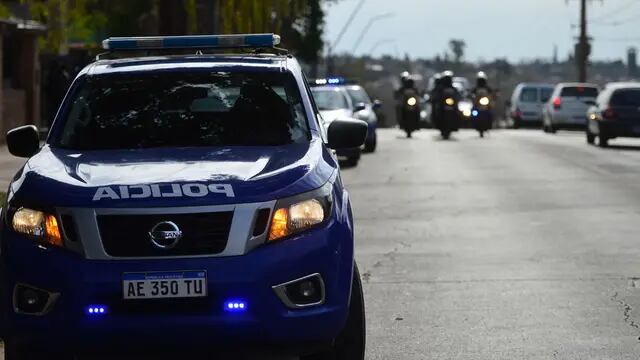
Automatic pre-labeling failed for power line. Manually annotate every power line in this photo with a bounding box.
[590,0,639,22]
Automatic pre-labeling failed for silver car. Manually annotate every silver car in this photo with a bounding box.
[542,83,599,133]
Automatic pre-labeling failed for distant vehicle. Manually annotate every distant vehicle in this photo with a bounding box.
[457,98,474,127]
[542,83,599,133]
[311,83,363,165]
[586,82,640,147]
[509,83,554,128]
[344,84,380,152]
[453,77,470,97]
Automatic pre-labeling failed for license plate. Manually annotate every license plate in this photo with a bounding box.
[123,271,207,299]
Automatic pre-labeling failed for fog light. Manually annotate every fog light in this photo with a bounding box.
[13,284,58,315]
[273,273,325,309]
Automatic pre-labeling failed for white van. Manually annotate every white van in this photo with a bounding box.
[509,83,555,128]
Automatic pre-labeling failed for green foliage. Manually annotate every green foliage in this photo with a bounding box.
[22,0,107,53]
[0,3,11,18]
[19,0,335,64]
[449,39,466,63]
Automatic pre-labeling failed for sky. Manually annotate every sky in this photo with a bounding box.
[323,0,640,62]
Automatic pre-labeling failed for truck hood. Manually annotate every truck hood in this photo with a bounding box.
[8,140,336,208]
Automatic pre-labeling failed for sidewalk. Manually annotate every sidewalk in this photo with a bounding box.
[0,146,27,191]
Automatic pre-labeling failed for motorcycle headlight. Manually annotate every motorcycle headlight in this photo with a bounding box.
[406,97,417,106]
[445,98,455,106]
[11,207,63,247]
[268,187,332,242]
[479,97,490,106]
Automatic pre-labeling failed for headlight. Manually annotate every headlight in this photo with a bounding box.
[479,97,490,106]
[268,188,332,242]
[462,109,472,117]
[11,207,63,247]
[445,98,455,106]
[406,97,417,106]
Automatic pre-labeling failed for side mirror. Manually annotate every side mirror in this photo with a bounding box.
[353,102,367,112]
[372,99,382,110]
[327,118,368,150]
[7,125,40,158]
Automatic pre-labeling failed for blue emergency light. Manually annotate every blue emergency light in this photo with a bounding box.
[102,34,281,51]
[86,305,107,316]
[314,77,345,85]
[224,300,247,313]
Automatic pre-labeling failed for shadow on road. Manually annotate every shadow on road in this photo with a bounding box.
[601,144,640,151]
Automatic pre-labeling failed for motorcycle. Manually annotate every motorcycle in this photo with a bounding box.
[472,88,493,137]
[434,87,460,139]
[399,88,421,138]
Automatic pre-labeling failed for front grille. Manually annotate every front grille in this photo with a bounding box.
[97,212,233,257]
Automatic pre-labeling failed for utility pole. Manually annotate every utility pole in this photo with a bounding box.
[576,0,591,82]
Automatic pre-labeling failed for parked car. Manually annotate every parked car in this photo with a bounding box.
[542,83,599,133]
[586,82,640,147]
[509,83,554,128]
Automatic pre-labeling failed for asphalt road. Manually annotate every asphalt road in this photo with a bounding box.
[3,128,640,359]
[343,128,640,359]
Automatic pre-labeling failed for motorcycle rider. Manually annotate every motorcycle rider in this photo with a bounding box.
[395,71,417,99]
[471,71,493,98]
[395,71,421,137]
[432,71,460,137]
[471,71,494,136]
[429,73,443,126]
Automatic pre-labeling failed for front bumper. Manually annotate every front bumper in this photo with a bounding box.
[0,218,354,352]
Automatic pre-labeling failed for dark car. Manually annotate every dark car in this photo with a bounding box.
[586,83,640,147]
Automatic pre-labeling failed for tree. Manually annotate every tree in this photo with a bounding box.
[449,39,466,63]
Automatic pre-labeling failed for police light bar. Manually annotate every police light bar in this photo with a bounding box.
[314,77,345,85]
[102,34,281,51]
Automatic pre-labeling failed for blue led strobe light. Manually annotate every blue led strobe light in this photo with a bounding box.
[86,305,107,315]
[224,300,247,312]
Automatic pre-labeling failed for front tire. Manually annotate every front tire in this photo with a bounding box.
[586,129,595,144]
[364,135,377,153]
[599,136,609,148]
[302,265,366,360]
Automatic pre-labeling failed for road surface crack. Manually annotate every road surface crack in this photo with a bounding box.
[611,291,640,333]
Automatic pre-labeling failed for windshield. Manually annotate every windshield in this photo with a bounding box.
[520,88,538,102]
[561,87,599,98]
[347,87,371,105]
[311,89,349,110]
[54,71,309,150]
[611,89,640,106]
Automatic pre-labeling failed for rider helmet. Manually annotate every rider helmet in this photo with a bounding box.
[476,71,488,88]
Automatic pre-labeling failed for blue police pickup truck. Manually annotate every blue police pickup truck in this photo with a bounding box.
[0,34,367,359]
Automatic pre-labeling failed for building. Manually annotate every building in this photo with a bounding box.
[0,17,46,142]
